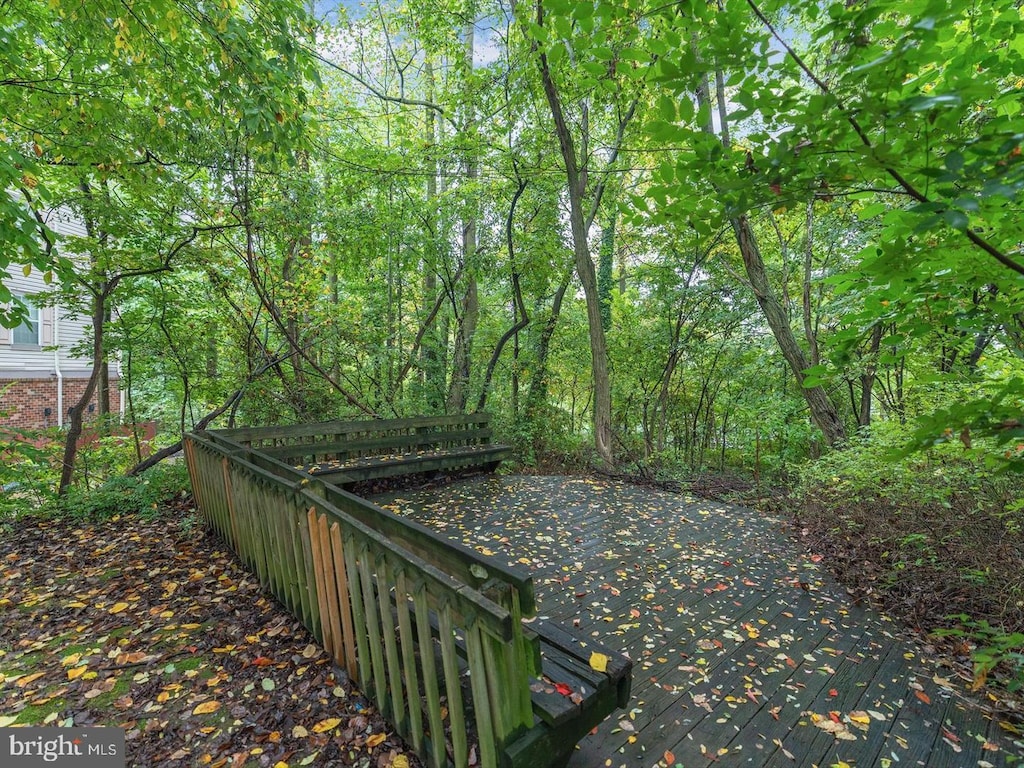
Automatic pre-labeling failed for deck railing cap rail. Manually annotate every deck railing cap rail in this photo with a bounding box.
[185,432,518,640]
[190,429,536,615]
[213,414,494,444]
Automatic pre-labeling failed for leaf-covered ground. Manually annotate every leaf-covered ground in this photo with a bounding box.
[0,501,420,768]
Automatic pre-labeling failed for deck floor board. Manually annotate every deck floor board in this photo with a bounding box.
[371,475,1024,767]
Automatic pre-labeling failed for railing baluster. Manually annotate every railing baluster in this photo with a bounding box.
[356,542,390,716]
[376,555,407,733]
[394,569,424,755]
[413,585,447,768]
[437,600,467,768]
[329,522,358,679]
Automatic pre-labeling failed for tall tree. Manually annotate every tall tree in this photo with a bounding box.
[519,0,644,466]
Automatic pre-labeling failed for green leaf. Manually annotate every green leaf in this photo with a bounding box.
[942,209,969,229]
[858,202,888,219]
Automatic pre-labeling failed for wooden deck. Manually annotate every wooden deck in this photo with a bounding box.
[371,475,1024,768]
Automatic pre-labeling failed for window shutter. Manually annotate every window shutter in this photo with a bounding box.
[40,305,54,345]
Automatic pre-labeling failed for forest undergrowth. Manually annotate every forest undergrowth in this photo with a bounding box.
[746,435,1024,719]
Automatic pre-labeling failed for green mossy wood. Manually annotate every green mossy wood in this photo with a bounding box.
[183,416,632,768]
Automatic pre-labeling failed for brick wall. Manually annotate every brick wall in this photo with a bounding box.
[0,377,121,430]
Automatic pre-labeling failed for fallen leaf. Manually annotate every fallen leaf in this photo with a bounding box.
[914,690,931,705]
[366,733,387,748]
[109,602,129,614]
[312,718,341,733]
[193,701,221,715]
[663,750,675,765]
[16,672,45,688]
[589,652,609,673]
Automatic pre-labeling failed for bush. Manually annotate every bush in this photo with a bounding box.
[0,429,61,519]
[57,462,191,520]
[0,424,189,521]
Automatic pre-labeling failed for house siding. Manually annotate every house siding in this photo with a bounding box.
[1,208,121,430]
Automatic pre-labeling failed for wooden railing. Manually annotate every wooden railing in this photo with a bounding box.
[183,431,537,768]
[215,414,512,485]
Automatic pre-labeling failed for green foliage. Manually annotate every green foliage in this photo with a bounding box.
[935,617,1024,694]
[797,421,1024,691]
[0,425,188,522]
[799,421,1019,511]
[57,463,190,522]
[0,431,61,519]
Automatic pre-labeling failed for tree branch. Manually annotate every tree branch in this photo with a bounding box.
[745,0,1024,277]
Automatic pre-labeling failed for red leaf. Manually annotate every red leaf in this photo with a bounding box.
[554,683,572,696]
[252,656,273,667]
[915,690,931,705]
[828,688,838,697]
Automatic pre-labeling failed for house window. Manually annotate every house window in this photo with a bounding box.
[11,295,40,346]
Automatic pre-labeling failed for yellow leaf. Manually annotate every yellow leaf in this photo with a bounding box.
[589,652,609,673]
[849,711,871,725]
[67,666,88,680]
[366,733,387,748]
[62,653,81,667]
[292,725,309,738]
[391,756,410,768]
[312,718,341,733]
[192,701,221,715]
[109,602,129,614]
[830,762,852,768]
[16,672,45,688]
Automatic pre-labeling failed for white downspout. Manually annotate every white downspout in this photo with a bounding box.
[54,309,63,427]
[118,356,125,418]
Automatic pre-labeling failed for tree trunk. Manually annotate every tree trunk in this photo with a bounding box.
[535,21,614,465]
[733,215,846,446]
[858,322,883,427]
[420,57,444,411]
[699,52,846,447]
[802,201,821,367]
[59,289,108,494]
[525,268,572,420]
[598,216,616,332]
[447,21,480,414]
